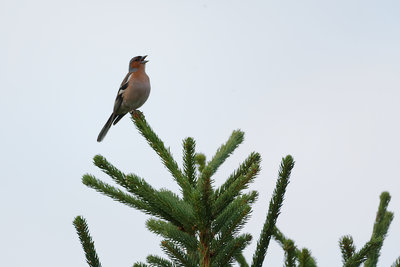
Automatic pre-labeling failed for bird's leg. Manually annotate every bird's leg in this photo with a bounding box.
[130,109,140,119]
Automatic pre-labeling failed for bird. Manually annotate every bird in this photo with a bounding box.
[97,55,151,142]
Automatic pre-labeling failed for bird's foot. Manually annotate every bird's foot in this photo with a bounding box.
[130,109,142,119]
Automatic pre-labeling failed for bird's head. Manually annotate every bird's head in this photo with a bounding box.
[129,55,148,72]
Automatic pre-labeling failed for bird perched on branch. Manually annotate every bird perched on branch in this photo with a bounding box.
[97,55,151,142]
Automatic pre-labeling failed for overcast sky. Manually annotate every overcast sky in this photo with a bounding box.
[1,0,399,266]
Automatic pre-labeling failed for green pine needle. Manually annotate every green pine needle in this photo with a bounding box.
[364,192,394,267]
[235,253,249,267]
[212,234,252,266]
[344,237,382,267]
[131,111,192,200]
[251,155,295,267]
[391,257,400,267]
[297,248,317,267]
[284,239,296,267]
[161,240,197,267]
[93,154,127,188]
[339,235,356,264]
[132,263,148,267]
[183,137,197,187]
[204,129,244,178]
[213,191,258,236]
[213,163,260,217]
[146,219,198,251]
[195,153,206,173]
[215,152,261,198]
[146,255,174,267]
[73,216,102,267]
[272,227,316,266]
[272,226,287,247]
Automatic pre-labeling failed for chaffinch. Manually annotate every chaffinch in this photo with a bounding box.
[97,55,151,142]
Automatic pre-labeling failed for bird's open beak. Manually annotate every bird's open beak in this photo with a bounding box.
[141,55,149,64]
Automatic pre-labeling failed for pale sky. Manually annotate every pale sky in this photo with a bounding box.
[1,1,399,266]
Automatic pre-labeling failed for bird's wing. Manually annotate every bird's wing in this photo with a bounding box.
[113,72,132,113]
[120,72,132,88]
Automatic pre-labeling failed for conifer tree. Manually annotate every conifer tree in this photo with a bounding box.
[74,111,398,266]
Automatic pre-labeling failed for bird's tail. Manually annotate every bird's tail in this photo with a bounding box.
[97,113,115,142]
